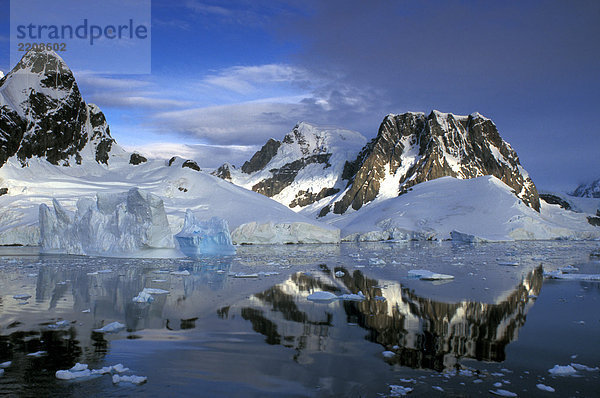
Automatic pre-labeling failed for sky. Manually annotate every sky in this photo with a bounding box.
[0,0,598,191]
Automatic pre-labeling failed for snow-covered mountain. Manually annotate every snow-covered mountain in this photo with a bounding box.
[572,178,600,198]
[320,111,540,217]
[0,48,117,167]
[213,122,367,210]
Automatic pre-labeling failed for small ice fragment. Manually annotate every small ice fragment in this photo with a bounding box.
[132,291,154,303]
[56,369,91,380]
[27,351,46,357]
[91,366,113,375]
[570,363,599,371]
[389,385,413,396]
[82,309,91,313]
[338,291,365,301]
[54,320,70,328]
[570,355,577,359]
[152,279,167,282]
[97,270,112,274]
[86,272,99,276]
[497,260,519,266]
[70,363,88,372]
[27,273,37,277]
[94,321,125,333]
[369,258,385,265]
[399,378,415,383]
[112,374,147,385]
[548,365,577,376]
[232,273,259,278]
[432,386,444,392]
[13,294,31,300]
[334,271,345,277]
[408,269,454,280]
[382,351,395,358]
[473,379,483,384]
[111,363,129,373]
[170,270,190,276]
[0,361,11,368]
[489,389,517,397]
[493,382,503,387]
[459,369,474,377]
[142,288,169,294]
[491,372,505,377]
[307,291,337,302]
[536,384,555,392]
[153,270,170,274]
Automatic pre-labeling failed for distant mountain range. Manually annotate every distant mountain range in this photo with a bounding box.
[0,49,597,246]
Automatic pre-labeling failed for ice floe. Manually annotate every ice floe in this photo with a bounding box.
[13,294,31,300]
[536,384,555,392]
[0,361,11,368]
[548,364,577,376]
[544,271,600,281]
[408,269,454,280]
[489,389,517,397]
[94,321,125,333]
[382,351,395,358]
[389,384,413,396]
[112,374,147,385]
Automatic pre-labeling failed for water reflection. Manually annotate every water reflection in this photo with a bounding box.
[233,266,543,371]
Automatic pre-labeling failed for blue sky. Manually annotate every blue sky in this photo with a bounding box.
[0,0,599,191]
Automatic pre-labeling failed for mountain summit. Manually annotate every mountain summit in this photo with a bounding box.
[322,111,540,215]
[0,49,116,167]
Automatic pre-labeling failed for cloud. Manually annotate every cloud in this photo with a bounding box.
[185,1,232,17]
[90,93,195,109]
[122,142,258,169]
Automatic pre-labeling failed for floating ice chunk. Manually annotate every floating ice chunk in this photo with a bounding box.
[544,271,600,281]
[48,320,70,329]
[94,321,125,333]
[13,294,31,300]
[559,265,579,273]
[489,389,517,397]
[0,361,11,368]
[307,291,338,302]
[112,364,129,373]
[152,279,167,282]
[473,379,483,384]
[382,351,395,358]
[231,273,259,278]
[408,269,454,280]
[369,258,385,265]
[56,369,91,380]
[570,363,599,371]
[497,260,519,266]
[170,270,190,276]
[132,290,154,303]
[548,364,577,376]
[27,351,47,357]
[153,270,170,274]
[112,374,147,385]
[258,271,279,277]
[70,363,88,372]
[432,386,444,392]
[338,291,365,301]
[493,382,503,387]
[91,366,112,375]
[536,384,555,392]
[389,385,413,396]
[82,309,91,313]
[175,211,236,257]
[142,288,169,294]
[334,270,345,277]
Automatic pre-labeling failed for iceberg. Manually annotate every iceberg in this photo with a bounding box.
[39,188,174,256]
[175,210,236,257]
[408,269,454,281]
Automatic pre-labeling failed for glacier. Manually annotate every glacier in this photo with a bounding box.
[175,210,236,256]
[39,188,174,256]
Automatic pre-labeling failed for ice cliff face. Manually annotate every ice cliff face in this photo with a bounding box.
[572,178,600,198]
[213,122,367,210]
[323,111,540,216]
[0,49,116,167]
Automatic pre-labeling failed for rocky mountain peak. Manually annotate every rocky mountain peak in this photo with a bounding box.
[572,178,600,198]
[0,49,116,167]
[321,110,540,216]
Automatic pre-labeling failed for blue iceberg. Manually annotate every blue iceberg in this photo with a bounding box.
[175,210,236,257]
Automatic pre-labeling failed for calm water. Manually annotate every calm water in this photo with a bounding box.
[0,241,598,397]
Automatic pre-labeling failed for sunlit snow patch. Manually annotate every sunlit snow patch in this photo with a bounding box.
[175,210,236,257]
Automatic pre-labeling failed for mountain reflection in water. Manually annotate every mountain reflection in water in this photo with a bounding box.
[231,265,543,371]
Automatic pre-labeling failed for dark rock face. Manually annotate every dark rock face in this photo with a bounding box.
[290,187,340,208]
[0,49,115,167]
[326,111,540,215]
[182,160,200,172]
[129,153,147,165]
[539,194,571,210]
[572,178,600,198]
[587,216,600,227]
[168,157,177,166]
[241,138,281,174]
[212,163,233,180]
[252,154,332,197]
[0,187,8,196]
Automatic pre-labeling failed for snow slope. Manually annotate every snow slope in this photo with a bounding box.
[329,176,600,242]
[217,122,367,210]
[0,154,339,246]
